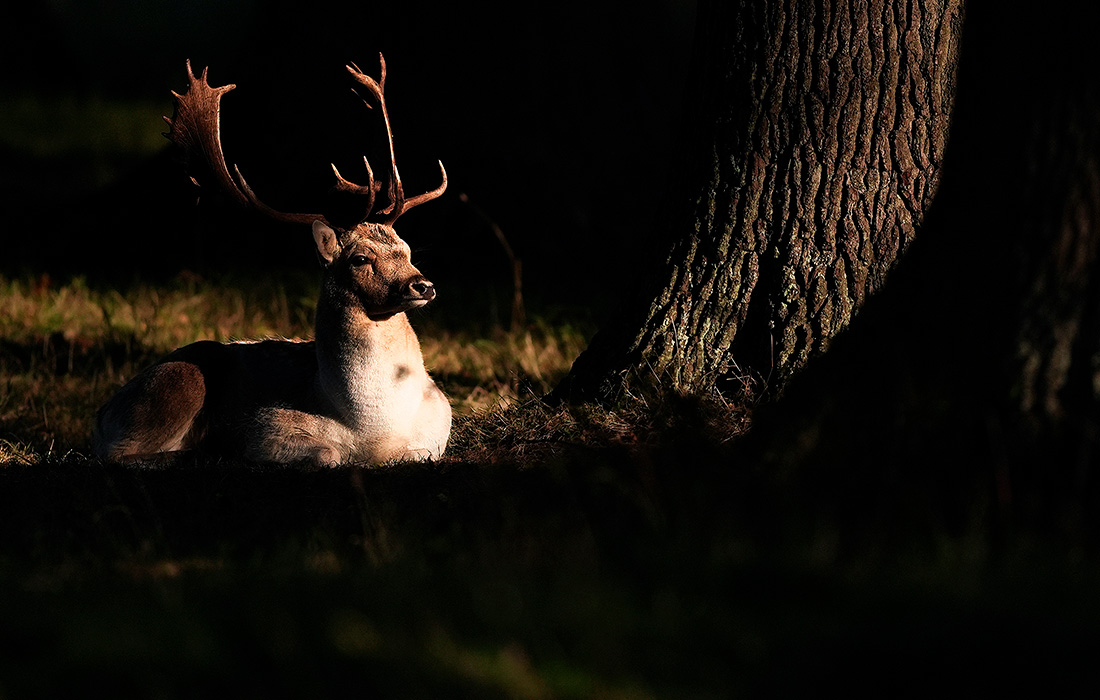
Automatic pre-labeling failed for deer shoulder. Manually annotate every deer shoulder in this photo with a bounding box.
[93,56,451,467]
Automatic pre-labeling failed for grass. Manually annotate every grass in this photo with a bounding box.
[0,273,593,460]
[2,274,1099,698]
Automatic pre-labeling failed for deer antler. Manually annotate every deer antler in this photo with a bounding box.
[164,60,332,228]
[346,54,447,225]
[165,57,444,230]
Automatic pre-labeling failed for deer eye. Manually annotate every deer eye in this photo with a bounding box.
[349,254,373,267]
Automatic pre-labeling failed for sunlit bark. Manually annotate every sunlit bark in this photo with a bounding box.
[557,0,964,401]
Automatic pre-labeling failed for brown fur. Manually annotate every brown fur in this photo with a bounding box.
[102,59,453,466]
[93,223,451,467]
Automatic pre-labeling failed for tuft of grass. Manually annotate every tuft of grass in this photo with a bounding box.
[0,437,36,464]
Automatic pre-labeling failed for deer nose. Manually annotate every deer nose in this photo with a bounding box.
[408,277,436,300]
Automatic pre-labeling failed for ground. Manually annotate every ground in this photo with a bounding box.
[1,275,1099,698]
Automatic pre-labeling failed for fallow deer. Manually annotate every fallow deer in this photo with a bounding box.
[93,56,452,467]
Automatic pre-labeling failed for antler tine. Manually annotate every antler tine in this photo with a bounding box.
[400,160,448,211]
[329,156,381,224]
[166,60,330,228]
[345,54,447,225]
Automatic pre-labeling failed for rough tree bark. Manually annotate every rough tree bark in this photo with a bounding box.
[742,2,1100,531]
[556,0,964,401]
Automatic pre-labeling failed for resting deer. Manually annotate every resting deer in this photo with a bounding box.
[93,56,451,467]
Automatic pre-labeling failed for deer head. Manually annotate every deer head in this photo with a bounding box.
[165,55,446,319]
[312,219,435,321]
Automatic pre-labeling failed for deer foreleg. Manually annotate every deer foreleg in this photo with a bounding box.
[245,407,352,467]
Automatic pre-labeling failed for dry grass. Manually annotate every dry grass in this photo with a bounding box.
[0,273,594,459]
[448,390,753,465]
[424,321,589,414]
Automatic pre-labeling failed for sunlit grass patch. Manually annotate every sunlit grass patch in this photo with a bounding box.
[0,437,36,464]
[0,270,754,461]
[424,321,589,413]
[0,273,316,350]
[0,274,593,460]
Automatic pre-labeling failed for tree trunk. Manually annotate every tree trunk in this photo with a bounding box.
[556,0,964,401]
[741,2,1100,533]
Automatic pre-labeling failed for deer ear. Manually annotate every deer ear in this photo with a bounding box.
[312,220,340,265]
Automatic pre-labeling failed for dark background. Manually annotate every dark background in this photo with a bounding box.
[1,0,697,324]
[4,5,1100,695]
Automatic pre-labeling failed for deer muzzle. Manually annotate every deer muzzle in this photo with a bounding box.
[404,275,436,303]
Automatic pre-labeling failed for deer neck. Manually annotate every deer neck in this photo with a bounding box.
[313,295,423,425]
